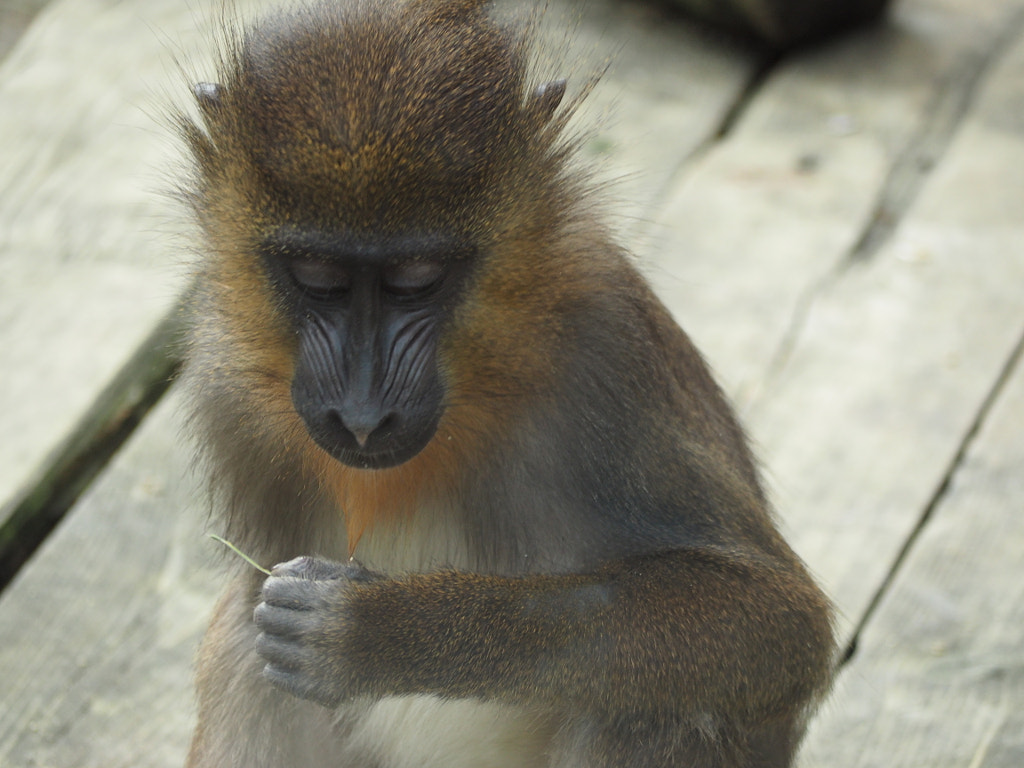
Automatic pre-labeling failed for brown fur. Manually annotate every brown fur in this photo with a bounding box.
[178,1,836,766]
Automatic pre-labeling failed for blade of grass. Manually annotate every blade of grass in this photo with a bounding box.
[209,534,272,575]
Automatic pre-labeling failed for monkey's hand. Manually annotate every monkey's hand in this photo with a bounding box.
[254,556,377,708]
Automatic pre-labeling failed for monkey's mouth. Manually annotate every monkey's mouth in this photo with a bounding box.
[326,442,426,471]
[300,412,441,471]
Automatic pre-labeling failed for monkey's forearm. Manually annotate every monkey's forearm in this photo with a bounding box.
[339,570,612,704]
[257,551,834,719]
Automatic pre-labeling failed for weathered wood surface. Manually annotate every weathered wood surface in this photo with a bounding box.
[802,341,1024,767]
[0,0,1022,764]
[800,10,1024,764]
[0,0,211,564]
[642,0,1024,649]
[0,391,215,767]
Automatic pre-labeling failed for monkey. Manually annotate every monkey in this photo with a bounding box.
[177,0,836,766]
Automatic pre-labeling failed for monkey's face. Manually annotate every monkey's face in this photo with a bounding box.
[183,1,573,476]
[260,227,474,470]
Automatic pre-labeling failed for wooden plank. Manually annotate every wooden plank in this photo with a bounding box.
[0,0,221,524]
[0,310,183,589]
[642,0,1024,638]
[796,19,1024,763]
[562,0,759,228]
[751,1,1024,638]
[645,0,1023,402]
[0,391,218,768]
[0,1,757,764]
[800,342,1024,767]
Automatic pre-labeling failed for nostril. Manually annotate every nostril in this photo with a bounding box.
[323,408,346,434]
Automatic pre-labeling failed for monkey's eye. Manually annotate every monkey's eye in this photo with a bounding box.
[382,260,444,297]
[288,256,351,299]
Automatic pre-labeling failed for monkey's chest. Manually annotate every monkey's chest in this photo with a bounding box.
[323,507,557,768]
[334,695,555,768]
[349,501,479,573]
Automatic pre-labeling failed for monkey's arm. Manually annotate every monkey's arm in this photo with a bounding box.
[254,551,833,721]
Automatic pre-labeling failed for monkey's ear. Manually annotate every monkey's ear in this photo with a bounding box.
[532,79,566,122]
[193,82,223,112]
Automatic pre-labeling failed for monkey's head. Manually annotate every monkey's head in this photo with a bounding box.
[182,0,580,475]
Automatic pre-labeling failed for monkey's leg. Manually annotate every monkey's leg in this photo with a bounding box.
[187,574,345,768]
[548,711,804,768]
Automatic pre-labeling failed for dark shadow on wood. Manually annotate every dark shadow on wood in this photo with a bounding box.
[0,0,54,64]
[0,302,187,592]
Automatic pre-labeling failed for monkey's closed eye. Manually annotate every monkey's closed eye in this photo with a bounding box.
[381,260,444,297]
[289,256,352,299]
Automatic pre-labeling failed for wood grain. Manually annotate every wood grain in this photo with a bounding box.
[0,0,1021,764]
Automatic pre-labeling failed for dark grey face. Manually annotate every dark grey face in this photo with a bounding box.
[262,228,472,470]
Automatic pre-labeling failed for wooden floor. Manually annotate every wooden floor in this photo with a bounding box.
[1,0,1022,765]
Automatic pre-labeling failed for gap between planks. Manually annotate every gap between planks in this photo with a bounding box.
[739,2,1024,674]
[848,4,1024,262]
[643,48,782,228]
[753,5,1024,408]
[0,304,186,593]
[839,322,1024,666]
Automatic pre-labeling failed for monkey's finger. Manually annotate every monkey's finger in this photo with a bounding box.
[340,560,382,583]
[253,602,321,638]
[304,558,353,580]
[269,555,318,578]
[261,575,325,608]
[271,555,356,581]
[255,630,313,669]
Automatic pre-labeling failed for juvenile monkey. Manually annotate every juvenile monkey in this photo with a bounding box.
[178,0,835,766]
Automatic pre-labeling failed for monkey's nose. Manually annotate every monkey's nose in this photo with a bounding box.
[334,407,395,449]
